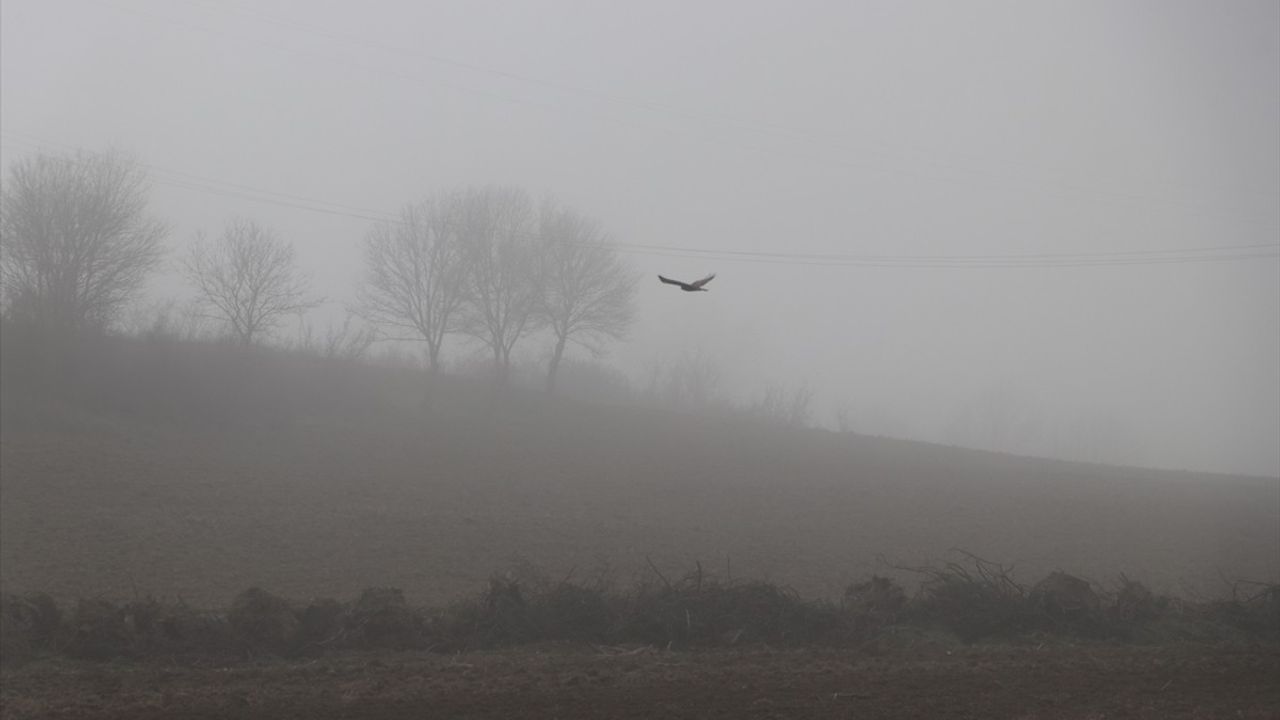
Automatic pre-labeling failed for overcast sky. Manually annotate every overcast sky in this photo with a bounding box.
[2,0,1277,476]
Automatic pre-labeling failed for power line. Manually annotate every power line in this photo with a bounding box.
[600,244,1280,269]
[182,0,719,125]
[92,0,652,138]
[4,132,1276,269]
[1,131,400,224]
[604,238,1280,262]
[95,0,1280,234]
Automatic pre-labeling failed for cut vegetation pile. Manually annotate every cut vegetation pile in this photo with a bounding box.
[3,558,1276,667]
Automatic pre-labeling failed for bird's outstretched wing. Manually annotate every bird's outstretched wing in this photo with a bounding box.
[658,275,683,286]
[690,273,716,289]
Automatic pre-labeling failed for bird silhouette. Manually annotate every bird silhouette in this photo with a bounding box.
[658,273,716,292]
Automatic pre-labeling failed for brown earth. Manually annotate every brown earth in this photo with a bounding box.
[3,644,1278,719]
[1,395,1276,609]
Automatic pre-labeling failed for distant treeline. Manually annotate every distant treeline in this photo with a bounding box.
[0,149,640,391]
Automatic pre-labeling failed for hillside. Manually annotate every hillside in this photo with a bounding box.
[1,332,1276,607]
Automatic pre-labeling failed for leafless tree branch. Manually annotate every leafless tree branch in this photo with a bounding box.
[0,149,167,332]
[183,218,317,345]
[537,200,638,393]
[456,186,543,385]
[356,194,470,373]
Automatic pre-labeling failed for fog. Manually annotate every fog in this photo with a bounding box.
[2,0,1277,476]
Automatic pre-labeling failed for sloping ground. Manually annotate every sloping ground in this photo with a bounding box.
[1,349,1276,608]
[3,645,1278,720]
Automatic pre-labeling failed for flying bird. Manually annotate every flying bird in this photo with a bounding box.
[658,273,716,292]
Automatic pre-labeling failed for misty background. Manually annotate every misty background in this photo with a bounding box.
[2,0,1276,477]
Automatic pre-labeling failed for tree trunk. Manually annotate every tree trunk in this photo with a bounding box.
[493,344,508,386]
[546,334,568,394]
[426,342,441,375]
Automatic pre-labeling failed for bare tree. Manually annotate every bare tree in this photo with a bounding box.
[293,312,378,361]
[832,403,854,433]
[357,195,470,373]
[645,350,724,412]
[118,298,213,342]
[1056,409,1143,466]
[537,202,638,393]
[184,219,317,345]
[748,382,813,428]
[946,384,1045,455]
[457,186,543,385]
[0,150,167,332]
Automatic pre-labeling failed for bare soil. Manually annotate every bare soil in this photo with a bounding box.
[3,644,1277,719]
[2,403,1276,608]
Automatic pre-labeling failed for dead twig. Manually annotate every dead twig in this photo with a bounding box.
[645,556,674,592]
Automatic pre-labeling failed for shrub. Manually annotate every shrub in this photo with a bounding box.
[1030,572,1099,618]
[66,598,134,660]
[134,599,237,659]
[1111,575,1162,623]
[439,576,537,648]
[0,593,63,665]
[538,582,615,642]
[346,588,423,649]
[897,553,1039,642]
[228,587,298,655]
[295,598,346,652]
[621,571,846,648]
[1206,582,1280,642]
[1029,571,1120,639]
[5,565,1276,663]
[843,576,908,622]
